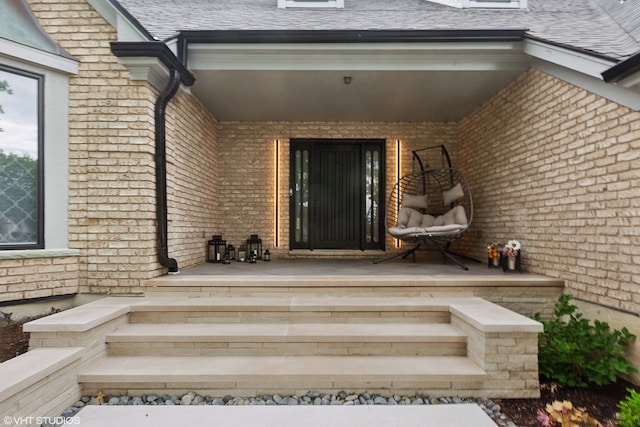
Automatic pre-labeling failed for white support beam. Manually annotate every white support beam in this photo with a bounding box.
[188,42,529,72]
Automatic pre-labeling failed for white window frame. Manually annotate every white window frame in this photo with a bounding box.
[0,38,77,251]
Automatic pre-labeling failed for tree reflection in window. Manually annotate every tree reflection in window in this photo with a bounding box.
[0,65,42,248]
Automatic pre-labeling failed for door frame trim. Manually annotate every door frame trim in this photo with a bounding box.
[289,138,385,251]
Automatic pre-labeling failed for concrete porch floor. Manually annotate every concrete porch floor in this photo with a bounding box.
[178,253,541,278]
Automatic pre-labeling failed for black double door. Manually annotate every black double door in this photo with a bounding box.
[290,139,384,251]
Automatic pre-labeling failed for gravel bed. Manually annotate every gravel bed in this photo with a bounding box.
[50,391,518,427]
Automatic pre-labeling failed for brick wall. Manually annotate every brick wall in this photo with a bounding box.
[215,122,458,256]
[165,94,219,268]
[0,255,79,303]
[22,0,218,296]
[26,0,157,295]
[9,1,639,318]
[459,68,640,315]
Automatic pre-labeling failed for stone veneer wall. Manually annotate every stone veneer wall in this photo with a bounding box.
[20,0,218,297]
[215,122,458,256]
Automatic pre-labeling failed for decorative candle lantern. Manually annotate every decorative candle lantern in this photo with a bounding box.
[237,245,247,262]
[207,235,226,263]
[226,244,235,261]
[263,249,271,262]
[247,234,262,261]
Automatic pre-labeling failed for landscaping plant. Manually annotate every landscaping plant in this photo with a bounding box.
[536,400,602,427]
[617,388,640,427]
[533,295,637,388]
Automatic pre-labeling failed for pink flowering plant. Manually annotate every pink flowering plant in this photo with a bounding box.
[501,239,521,258]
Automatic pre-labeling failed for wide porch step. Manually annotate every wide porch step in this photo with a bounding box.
[106,323,467,356]
[127,296,451,324]
[78,355,487,396]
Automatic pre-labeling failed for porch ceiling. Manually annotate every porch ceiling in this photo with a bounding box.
[187,41,531,122]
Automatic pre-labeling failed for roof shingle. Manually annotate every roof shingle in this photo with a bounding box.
[114,0,640,60]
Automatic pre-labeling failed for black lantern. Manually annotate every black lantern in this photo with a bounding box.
[207,235,226,263]
[263,249,271,262]
[226,244,235,261]
[247,234,262,261]
[237,245,247,262]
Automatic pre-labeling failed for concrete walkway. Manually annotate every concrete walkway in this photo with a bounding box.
[69,404,498,427]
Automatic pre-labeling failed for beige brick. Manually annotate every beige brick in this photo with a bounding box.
[10,1,638,325]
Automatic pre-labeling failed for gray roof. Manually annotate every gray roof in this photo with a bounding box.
[116,0,640,60]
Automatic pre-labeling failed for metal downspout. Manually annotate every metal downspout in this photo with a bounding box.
[155,68,181,273]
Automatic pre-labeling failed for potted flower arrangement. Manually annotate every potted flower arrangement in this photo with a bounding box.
[501,239,521,271]
[487,241,502,267]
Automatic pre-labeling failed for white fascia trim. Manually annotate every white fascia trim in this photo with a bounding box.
[524,39,616,80]
[115,56,169,89]
[86,0,150,42]
[89,2,191,91]
[425,0,526,9]
[115,55,191,93]
[188,41,529,72]
[0,38,77,74]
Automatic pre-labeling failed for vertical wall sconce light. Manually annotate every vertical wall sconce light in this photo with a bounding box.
[395,139,402,248]
[274,139,280,248]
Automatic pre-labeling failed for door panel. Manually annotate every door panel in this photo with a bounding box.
[313,144,360,248]
[290,139,384,251]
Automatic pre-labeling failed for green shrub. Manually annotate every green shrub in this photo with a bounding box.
[532,294,637,388]
[617,388,640,427]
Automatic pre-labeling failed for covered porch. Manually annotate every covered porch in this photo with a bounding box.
[146,255,564,318]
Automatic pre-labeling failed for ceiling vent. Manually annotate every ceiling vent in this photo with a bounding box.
[277,0,345,8]
[425,0,526,9]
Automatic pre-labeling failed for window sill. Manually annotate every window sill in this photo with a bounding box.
[0,249,80,260]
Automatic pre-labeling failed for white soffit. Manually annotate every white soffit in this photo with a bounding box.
[615,73,640,90]
[186,41,529,122]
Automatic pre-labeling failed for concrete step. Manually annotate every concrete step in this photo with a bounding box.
[106,323,467,356]
[127,296,451,324]
[78,355,488,396]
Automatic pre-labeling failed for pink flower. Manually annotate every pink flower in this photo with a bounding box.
[537,411,551,427]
